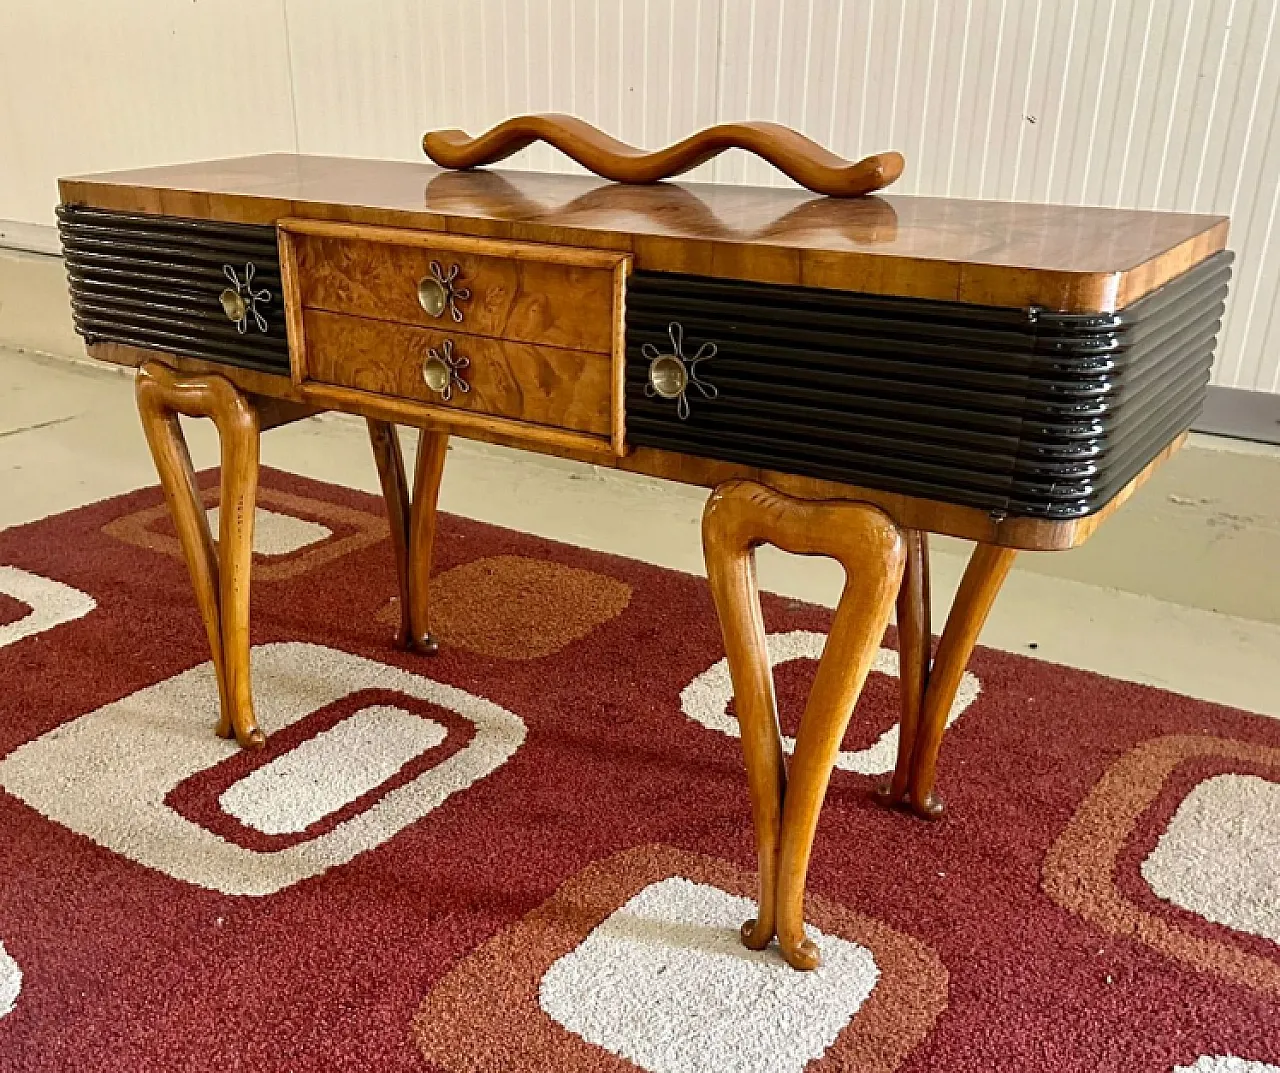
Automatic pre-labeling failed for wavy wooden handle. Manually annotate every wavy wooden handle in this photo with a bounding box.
[423,114,904,197]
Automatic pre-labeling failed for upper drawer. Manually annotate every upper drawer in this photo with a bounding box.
[280,219,628,353]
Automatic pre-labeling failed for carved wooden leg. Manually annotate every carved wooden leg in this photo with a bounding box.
[876,530,931,806]
[135,361,264,749]
[702,480,905,970]
[906,542,1017,818]
[702,487,788,954]
[367,421,449,654]
[368,419,415,648]
[408,427,449,652]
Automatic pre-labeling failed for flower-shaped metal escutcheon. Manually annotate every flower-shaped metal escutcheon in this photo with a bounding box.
[642,321,718,420]
[422,338,471,401]
[219,262,272,334]
[416,260,472,323]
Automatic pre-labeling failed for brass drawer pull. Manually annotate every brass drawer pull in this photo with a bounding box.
[417,260,471,322]
[422,338,470,401]
[643,322,717,420]
[219,262,271,334]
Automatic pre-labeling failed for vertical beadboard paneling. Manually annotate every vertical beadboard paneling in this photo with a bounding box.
[1205,0,1280,386]
[741,0,788,186]
[712,0,753,185]
[891,0,930,195]
[665,0,721,182]
[1134,0,1197,209]
[927,0,972,195]
[0,0,295,224]
[1170,0,1234,212]
[5,0,1280,390]
[594,3,624,143]
[953,0,1006,198]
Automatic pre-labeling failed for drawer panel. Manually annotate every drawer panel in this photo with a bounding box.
[625,253,1231,519]
[301,309,614,437]
[57,205,290,375]
[285,223,626,352]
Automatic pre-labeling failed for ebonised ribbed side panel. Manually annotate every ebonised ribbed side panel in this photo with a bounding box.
[57,205,290,375]
[625,252,1232,519]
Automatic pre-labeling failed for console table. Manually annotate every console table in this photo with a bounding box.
[57,146,1230,969]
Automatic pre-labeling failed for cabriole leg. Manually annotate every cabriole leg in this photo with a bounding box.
[702,479,905,969]
[905,542,1016,818]
[368,419,415,649]
[135,360,264,749]
[368,421,449,654]
[877,530,931,807]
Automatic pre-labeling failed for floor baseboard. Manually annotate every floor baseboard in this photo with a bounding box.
[1195,384,1280,445]
[0,247,84,362]
[0,220,61,256]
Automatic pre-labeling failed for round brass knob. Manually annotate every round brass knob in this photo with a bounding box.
[219,287,248,324]
[420,338,469,401]
[647,354,688,399]
[417,261,470,321]
[641,322,718,420]
[219,263,271,334]
[417,276,448,317]
[422,352,452,393]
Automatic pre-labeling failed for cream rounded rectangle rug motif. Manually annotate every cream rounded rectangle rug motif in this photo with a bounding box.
[0,467,1276,1072]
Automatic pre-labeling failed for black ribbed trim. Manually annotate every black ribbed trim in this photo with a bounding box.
[58,205,290,375]
[624,252,1232,519]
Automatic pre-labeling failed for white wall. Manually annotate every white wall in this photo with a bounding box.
[3,0,1279,392]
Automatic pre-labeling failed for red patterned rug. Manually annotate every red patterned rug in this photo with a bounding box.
[0,468,1277,1073]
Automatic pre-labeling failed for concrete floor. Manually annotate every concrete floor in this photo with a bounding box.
[1,346,1278,719]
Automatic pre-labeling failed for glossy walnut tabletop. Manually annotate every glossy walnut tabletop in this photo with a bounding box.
[60,153,1229,312]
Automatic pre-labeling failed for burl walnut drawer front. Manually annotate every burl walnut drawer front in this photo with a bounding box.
[284,221,625,352]
[302,309,614,436]
[279,219,630,454]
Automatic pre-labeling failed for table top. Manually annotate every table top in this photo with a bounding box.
[61,153,1229,312]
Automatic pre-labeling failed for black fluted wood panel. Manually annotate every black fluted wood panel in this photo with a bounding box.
[625,252,1232,519]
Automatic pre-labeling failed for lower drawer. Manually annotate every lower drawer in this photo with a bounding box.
[299,310,616,440]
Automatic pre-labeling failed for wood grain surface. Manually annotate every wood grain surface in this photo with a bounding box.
[287,220,625,353]
[702,479,905,968]
[906,542,1018,817]
[883,530,931,805]
[407,426,450,655]
[134,360,265,750]
[60,154,1229,312]
[301,309,614,437]
[424,114,904,198]
[366,418,417,651]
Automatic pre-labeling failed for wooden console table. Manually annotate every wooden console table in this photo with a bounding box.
[58,147,1229,969]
